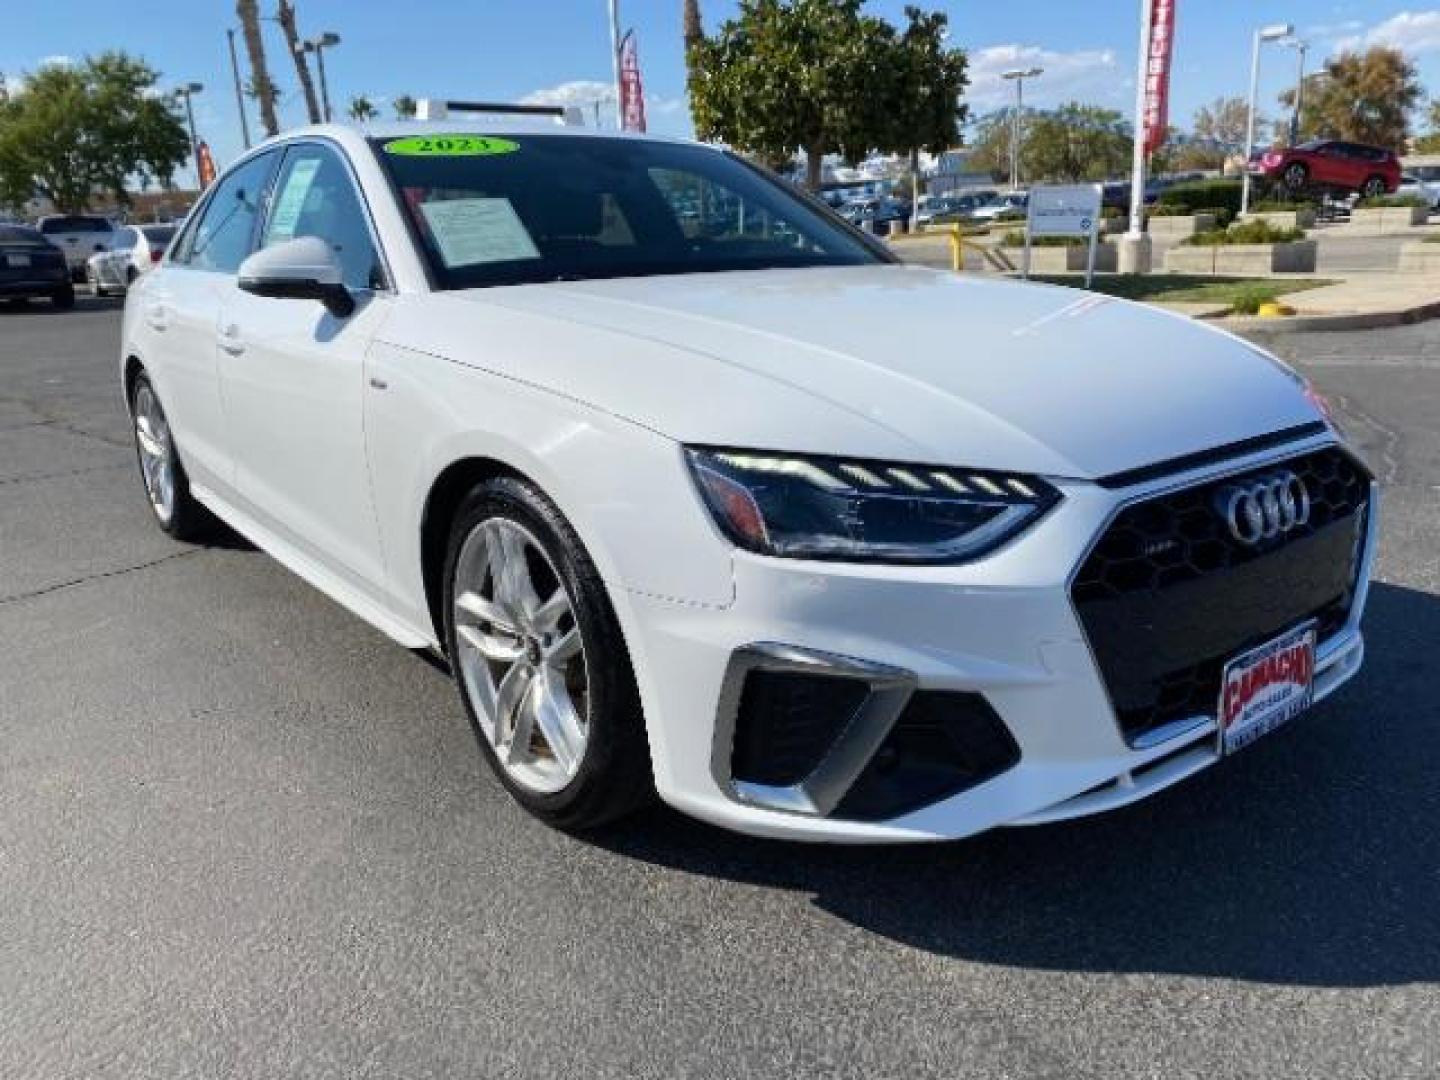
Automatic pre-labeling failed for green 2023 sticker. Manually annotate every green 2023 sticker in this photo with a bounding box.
[383,135,520,157]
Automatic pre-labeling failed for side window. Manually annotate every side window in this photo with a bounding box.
[185,151,277,274]
[260,144,385,290]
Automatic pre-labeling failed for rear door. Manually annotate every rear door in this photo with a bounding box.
[216,140,392,595]
[139,150,280,493]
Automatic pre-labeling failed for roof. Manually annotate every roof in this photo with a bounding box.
[261,119,703,150]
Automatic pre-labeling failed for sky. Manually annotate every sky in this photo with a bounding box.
[4,1,1440,176]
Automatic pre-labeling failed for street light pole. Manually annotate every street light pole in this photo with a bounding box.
[1001,68,1042,191]
[226,29,251,150]
[1284,38,1309,146]
[175,83,204,188]
[1241,23,1293,217]
[304,32,341,122]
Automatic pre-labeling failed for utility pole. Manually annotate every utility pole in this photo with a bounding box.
[1001,68,1041,191]
[175,84,204,187]
[226,29,252,149]
[304,32,341,122]
[608,0,623,128]
[1241,23,1293,217]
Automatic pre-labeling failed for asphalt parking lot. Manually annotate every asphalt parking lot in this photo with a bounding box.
[2,296,1436,1078]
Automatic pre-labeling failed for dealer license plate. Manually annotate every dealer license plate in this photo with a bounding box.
[1218,622,1316,755]
[5,254,31,267]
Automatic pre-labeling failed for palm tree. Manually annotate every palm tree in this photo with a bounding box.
[276,0,323,124]
[235,0,279,137]
[348,95,379,123]
[393,94,417,120]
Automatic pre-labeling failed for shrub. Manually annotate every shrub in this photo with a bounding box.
[995,209,1026,222]
[1194,206,1234,227]
[1101,205,1123,220]
[1147,203,1192,217]
[1158,178,1243,217]
[1183,219,1306,246]
[1000,231,1107,248]
[1355,194,1428,209]
[1230,284,1281,315]
[1251,198,1318,213]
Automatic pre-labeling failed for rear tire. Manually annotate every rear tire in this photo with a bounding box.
[51,285,75,310]
[129,372,214,542]
[442,477,652,831]
[1359,176,1387,200]
[1282,163,1309,192]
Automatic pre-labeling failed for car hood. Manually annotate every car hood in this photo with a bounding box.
[417,265,1320,480]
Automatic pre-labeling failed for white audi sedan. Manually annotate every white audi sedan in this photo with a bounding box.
[120,121,1375,841]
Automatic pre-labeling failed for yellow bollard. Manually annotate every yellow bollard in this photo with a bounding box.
[950,224,962,273]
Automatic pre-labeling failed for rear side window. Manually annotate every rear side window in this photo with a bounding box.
[41,216,112,234]
[181,151,279,274]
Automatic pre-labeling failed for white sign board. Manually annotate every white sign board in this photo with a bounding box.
[1027,184,1103,237]
[1022,183,1105,288]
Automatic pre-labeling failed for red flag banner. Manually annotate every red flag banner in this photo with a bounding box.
[196,141,218,188]
[618,29,647,133]
[1142,0,1175,157]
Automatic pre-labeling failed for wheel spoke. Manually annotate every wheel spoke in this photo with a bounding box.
[493,664,534,762]
[457,623,523,664]
[455,589,520,637]
[492,526,540,625]
[531,669,584,775]
[135,418,164,459]
[545,627,581,666]
[532,587,570,634]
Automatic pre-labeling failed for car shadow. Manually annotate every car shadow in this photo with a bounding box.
[593,580,1439,988]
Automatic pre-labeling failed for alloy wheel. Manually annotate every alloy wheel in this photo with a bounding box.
[452,517,589,795]
[133,385,176,523]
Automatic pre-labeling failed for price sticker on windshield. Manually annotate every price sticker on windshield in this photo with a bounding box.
[383,135,520,157]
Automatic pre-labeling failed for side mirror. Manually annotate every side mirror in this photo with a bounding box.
[238,236,355,318]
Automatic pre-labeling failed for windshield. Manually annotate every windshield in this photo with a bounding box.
[40,216,112,234]
[371,133,885,289]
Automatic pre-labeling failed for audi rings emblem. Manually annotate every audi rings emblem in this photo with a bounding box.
[1216,471,1312,546]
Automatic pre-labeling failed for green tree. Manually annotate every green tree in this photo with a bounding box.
[966,110,1016,182]
[0,53,189,212]
[1415,100,1440,153]
[1021,103,1131,183]
[688,0,966,189]
[393,94,417,120]
[1279,46,1421,148]
[348,95,379,122]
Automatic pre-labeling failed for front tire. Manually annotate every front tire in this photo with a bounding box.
[442,477,651,830]
[129,373,213,542]
[51,284,75,310]
[1359,176,1386,200]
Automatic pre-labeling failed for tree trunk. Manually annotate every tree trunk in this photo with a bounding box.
[236,0,279,137]
[276,0,323,125]
[805,147,823,191]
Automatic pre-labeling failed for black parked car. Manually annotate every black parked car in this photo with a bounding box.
[0,225,74,309]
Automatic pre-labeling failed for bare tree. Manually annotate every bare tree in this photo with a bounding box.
[276,0,323,125]
[236,0,279,137]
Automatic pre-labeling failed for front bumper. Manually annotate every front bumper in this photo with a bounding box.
[617,431,1376,842]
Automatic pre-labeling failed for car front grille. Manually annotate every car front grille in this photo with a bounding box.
[1072,445,1371,744]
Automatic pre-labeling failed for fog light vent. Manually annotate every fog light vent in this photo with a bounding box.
[833,691,1020,821]
[731,670,870,787]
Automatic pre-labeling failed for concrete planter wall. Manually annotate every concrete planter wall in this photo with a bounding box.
[1164,240,1318,275]
[1146,213,1218,238]
[1246,208,1317,230]
[1350,205,1430,232]
[1398,241,1440,272]
[1005,244,1118,273]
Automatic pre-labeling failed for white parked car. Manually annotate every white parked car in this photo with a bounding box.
[968,191,1029,223]
[120,123,1375,841]
[1395,172,1440,211]
[87,223,178,295]
[37,214,115,280]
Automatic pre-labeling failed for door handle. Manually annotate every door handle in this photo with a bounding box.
[145,303,169,332]
[217,322,245,356]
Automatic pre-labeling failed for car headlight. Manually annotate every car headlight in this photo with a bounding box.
[685,447,1061,564]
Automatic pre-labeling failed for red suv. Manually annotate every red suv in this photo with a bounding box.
[1254,140,1401,198]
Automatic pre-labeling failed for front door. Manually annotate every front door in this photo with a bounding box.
[216,141,392,596]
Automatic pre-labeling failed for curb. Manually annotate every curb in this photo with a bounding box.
[1218,298,1440,334]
